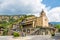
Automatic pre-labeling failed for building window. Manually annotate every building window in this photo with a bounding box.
[45,19,47,21]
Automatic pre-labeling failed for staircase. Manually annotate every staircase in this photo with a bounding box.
[30,28,40,35]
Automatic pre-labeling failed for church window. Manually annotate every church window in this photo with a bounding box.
[45,19,47,21]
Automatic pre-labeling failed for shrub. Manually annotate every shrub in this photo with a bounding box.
[13,32,20,37]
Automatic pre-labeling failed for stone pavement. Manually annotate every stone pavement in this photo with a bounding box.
[0,35,55,40]
[28,35,55,40]
[52,33,60,40]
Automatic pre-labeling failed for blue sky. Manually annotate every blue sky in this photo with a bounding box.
[42,0,60,9]
[0,0,60,22]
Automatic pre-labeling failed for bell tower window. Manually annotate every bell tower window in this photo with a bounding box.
[45,19,47,21]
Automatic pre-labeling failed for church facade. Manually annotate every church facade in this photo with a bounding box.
[35,10,48,27]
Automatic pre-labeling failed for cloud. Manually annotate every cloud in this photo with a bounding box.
[47,7,60,22]
[0,0,47,15]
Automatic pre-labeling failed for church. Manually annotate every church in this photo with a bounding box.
[22,10,49,28]
[20,10,56,35]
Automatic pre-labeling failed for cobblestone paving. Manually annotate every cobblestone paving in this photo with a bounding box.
[28,35,55,40]
[52,33,60,40]
[0,35,56,40]
[0,36,13,40]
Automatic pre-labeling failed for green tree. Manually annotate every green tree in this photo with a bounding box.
[55,24,60,29]
[13,32,20,37]
[55,24,60,32]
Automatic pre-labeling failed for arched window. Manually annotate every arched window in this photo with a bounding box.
[45,19,47,21]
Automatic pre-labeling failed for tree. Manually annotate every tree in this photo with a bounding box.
[55,24,60,32]
[13,32,20,37]
[55,24,60,29]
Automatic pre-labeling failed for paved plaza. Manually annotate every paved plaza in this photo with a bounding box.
[0,34,60,40]
[0,35,55,40]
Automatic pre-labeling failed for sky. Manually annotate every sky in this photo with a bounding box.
[0,0,60,22]
[42,0,60,8]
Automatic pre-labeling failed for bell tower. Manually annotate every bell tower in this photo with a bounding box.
[40,10,49,27]
[40,10,46,17]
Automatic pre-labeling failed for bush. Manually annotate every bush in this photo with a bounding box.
[13,32,20,37]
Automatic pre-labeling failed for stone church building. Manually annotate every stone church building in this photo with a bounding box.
[21,10,56,35]
[22,10,49,28]
[36,10,48,27]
